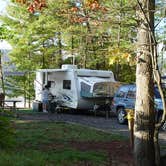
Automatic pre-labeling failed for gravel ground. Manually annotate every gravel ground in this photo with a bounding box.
[18,112,129,136]
[18,111,166,155]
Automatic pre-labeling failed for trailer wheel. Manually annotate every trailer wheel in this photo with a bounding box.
[55,105,63,113]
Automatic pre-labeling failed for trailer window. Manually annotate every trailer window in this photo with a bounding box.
[63,80,71,90]
[81,82,91,93]
[80,82,92,97]
[47,81,51,88]
[43,72,45,84]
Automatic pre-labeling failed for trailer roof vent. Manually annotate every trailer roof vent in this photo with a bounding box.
[61,64,77,70]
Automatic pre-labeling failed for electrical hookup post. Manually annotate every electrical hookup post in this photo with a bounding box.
[126,109,134,150]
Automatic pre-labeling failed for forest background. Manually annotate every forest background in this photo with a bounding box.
[0,0,165,105]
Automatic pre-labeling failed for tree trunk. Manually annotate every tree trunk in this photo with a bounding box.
[57,32,63,68]
[0,52,5,96]
[71,35,75,65]
[134,0,156,166]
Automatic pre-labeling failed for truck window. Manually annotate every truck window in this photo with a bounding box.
[154,87,161,99]
[116,86,129,98]
[127,90,136,99]
[126,86,136,99]
[63,80,71,90]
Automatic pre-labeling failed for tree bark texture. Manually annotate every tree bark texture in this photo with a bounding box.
[57,32,63,68]
[134,0,156,166]
[0,52,5,95]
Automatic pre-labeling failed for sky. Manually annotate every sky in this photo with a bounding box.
[0,0,10,15]
[0,0,12,50]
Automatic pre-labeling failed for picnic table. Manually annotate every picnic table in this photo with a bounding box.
[0,99,21,113]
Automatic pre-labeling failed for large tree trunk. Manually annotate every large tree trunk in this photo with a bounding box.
[134,0,156,166]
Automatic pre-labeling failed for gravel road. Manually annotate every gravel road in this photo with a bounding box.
[18,112,166,155]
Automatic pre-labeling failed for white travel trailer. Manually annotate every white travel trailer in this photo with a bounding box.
[33,64,120,111]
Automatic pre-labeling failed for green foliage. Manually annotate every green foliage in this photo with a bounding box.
[0,116,15,149]
[1,0,138,93]
[4,72,35,100]
[0,24,12,40]
[0,0,165,90]
[109,63,136,83]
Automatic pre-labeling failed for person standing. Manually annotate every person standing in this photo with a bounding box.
[41,85,50,113]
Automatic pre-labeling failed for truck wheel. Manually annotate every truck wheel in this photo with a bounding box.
[117,108,127,124]
[161,122,166,131]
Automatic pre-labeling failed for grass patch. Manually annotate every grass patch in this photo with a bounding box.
[15,121,126,146]
[1,120,127,165]
[0,149,107,166]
